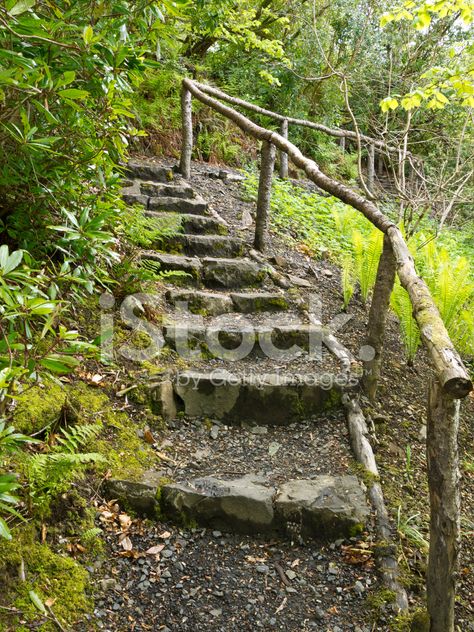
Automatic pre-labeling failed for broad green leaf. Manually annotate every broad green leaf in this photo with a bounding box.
[0,517,12,540]
[29,590,47,614]
[3,250,23,275]
[415,11,431,29]
[83,25,94,45]
[58,89,89,100]
[7,0,35,16]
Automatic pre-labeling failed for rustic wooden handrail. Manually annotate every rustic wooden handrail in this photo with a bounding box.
[179,77,473,631]
[192,80,402,156]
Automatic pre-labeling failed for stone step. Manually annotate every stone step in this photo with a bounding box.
[142,252,202,282]
[140,181,194,199]
[163,234,244,258]
[166,289,289,316]
[146,212,228,236]
[104,474,369,539]
[151,370,341,425]
[202,257,268,288]
[125,160,175,183]
[142,254,268,288]
[148,195,208,214]
[162,323,327,359]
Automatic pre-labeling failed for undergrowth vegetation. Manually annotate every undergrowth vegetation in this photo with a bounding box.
[243,173,474,361]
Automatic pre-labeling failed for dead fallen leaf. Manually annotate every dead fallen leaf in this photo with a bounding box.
[158,531,171,540]
[144,428,156,445]
[146,545,165,556]
[120,535,133,551]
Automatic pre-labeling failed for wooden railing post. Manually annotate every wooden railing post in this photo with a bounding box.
[179,84,193,180]
[254,140,276,252]
[339,136,346,152]
[362,235,396,400]
[427,380,460,632]
[367,143,375,192]
[279,118,289,179]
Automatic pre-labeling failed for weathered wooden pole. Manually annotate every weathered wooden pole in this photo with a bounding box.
[279,118,289,179]
[427,380,461,632]
[179,85,193,180]
[339,136,346,152]
[254,140,276,252]
[367,143,375,192]
[377,150,384,175]
[362,235,396,400]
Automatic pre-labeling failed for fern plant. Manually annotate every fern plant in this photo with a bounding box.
[26,423,105,517]
[391,282,421,362]
[352,228,383,303]
[341,254,355,309]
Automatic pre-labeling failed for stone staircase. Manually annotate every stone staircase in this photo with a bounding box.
[109,159,369,542]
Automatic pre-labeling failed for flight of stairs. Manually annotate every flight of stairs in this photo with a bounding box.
[108,159,370,541]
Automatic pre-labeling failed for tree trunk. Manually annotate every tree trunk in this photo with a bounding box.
[339,136,346,152]
[254,140,276,252]
[279,118,289,179]
[367,143,375,192]
[427,380,461,632]
[363,235,396,400]
[179,86,193,179]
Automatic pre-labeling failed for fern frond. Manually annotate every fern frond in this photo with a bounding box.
[391,282,421,361]
[341,254,354,308]
[54,423,102,454]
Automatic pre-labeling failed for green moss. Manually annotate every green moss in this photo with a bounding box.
[13,382,66,435]
[0,528,92,631]
[365,588,397,619]
[14,380,156,482]
[254,296,289,311]
[350,460,381,486]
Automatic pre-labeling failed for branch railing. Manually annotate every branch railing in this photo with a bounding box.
[179,77,473,632]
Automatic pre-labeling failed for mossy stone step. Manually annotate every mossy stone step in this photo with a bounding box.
[201,257,268,288]
[162,234,244,258]
[166,289,289,316]
[162,323,327,360]
[166,289,234,316]
[126,160,175,183]
[151,369,342,425]
[103,474,369,539]
[146,212,228,236]
[148,195,208,214]
[142,254,267,288]
[140,181,194,199]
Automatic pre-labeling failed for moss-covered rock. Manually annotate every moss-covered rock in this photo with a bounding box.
[0,528,92,631]
[13,383,66,435]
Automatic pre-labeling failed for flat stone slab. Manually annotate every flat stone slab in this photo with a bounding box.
[126,160,175,183]
[141,252,202,279]
[275,476,369,538]
[170,369,341,425]
[164,234,244,258]
[161,323,326,361]
[162,475,275,534]
[148,195,208,214]
[230,292,289,313]
[202,257,267,288]
[166,289,234,316]
[146,212,228,236]
[122,191,148,207]
[160,474,368,538]
[104,478,159,517]
[140,181,194,199]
